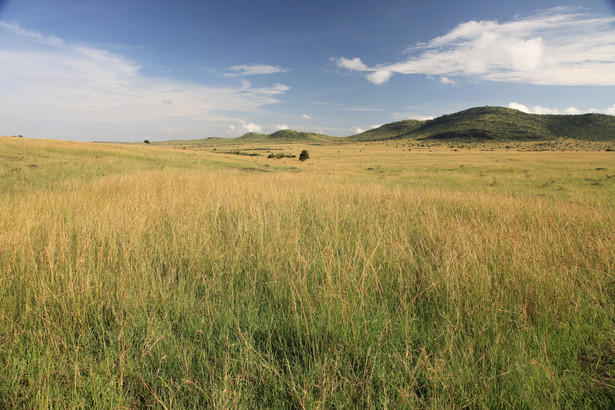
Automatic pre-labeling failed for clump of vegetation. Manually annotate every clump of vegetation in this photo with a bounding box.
[219,150,260,157]
[299,149,310,161]
[144,139,150,144]
[267,152,296,159]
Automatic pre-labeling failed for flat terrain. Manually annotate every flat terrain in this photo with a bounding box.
[1,136,614,407]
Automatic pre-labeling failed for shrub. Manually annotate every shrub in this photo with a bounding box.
[267,152,296,159]
[299,150,310,161]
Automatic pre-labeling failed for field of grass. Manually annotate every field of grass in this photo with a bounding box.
[1,135,614,407]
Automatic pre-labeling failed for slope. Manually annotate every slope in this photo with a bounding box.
[347,119,424,141]
[237,129,338,143]
[347,106,615,142]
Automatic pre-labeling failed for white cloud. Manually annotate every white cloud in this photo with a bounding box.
[223,63,289,77]
[366,69,393,84]
[228,120,263,134]
[0,22,290,140]
[392,112,435,121]
[507,102,560,114]
[507,102,531,113]
[247,83,291,96]
[531,106,560,115]
[440,76,456,85]
[334,58,392,84]
[337,8,615,86]
[275,124,289,130]
[353,124,390,134]
[508,102,615,115]
[564,107,582,114]
[0,21,64,47]
[336,57,370,71]
[302,114,312,119]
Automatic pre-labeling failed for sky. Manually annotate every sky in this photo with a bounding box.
[1,0,614,141]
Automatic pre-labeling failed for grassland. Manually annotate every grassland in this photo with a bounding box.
[1,135,614,407]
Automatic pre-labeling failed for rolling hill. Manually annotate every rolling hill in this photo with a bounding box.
[154,130,338,146]
[348,106,615,142]
[155,106,615,146]
[346,119,424,141]
[236,129,338,143]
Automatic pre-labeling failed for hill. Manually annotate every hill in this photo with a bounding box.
[346,119,423,141]
[237,129,338,143]
[348,106,615,142]
[154,106,615,146]
[157,130,338,146]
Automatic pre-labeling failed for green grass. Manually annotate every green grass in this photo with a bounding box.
[1,136,614,407]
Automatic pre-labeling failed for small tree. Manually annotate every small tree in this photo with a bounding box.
[299,149,310,161]
[144,139,151,144]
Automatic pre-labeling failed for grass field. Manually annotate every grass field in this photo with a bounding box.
[1,135,614,407]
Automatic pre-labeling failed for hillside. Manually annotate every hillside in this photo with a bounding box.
[154,106,615,146]
[236,129,338,143]
[346,119,424,141]
[154,130,337,146]
[348,106,615,142]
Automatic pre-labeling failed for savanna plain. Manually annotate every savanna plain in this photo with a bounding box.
[1,135,614,408]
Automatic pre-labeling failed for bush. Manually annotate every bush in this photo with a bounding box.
[299,150,310,161]
[267,152,296,159]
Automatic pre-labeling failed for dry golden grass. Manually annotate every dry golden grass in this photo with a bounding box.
[0,136,614,407]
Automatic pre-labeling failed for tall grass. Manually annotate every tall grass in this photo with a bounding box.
[0,139,614,407]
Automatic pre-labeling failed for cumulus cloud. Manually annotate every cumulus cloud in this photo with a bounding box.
[334,58,392,84]
[564,107,582,114]
[302,114,312,119]
[336,57,370,71]
[0,22,290,140]
[366,69,393,84]
[440,76,456,85]
[275,124,289,130]
[508,102,615,115]
[507,102,532,113]
[223,63,289,77]
[228,120,263,134]
[336,8,615,85]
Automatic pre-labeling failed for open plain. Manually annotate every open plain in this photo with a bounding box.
[1,135,614,407]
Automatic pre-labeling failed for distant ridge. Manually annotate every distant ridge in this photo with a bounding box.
[347,106,615,142]
[155,106,615,145]
[237,129,337,143]
[346,119,423,141]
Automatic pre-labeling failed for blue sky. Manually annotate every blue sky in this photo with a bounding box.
[1,0,614,141]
